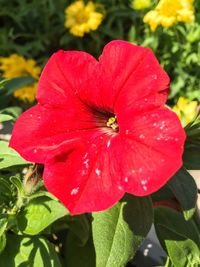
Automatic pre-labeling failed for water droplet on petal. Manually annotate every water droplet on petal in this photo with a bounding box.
[95,168,101,176]
[118,185,123,191]
[33,149,37,153]
[107,140,111,148]
[70,187,79,195]
[30,114,33,118]
[139,134,145,139]
[83,153,88,159]
[125,129,129,135]
[83,158,89,169]
[175,138,179,142]
[37,116,41,119]
[141,179,147,185]
[143,185,147,191]
[124,177,129,183]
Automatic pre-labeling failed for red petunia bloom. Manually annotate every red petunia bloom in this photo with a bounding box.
[10,40,186,215]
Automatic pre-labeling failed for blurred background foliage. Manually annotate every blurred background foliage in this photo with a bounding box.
[0,0,199,104]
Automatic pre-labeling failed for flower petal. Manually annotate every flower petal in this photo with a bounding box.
[114,108,186,195]
[43,132,124,215]
[9,103,97,163]
[68,41,169,113]
[100,40,169,111]
[37,50,97,107]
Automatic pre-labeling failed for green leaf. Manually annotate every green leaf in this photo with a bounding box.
[0,215,7,254]
[0,141,29,169]
[0,106,22,121]
[0,234,62,267]
[10,176,25,197]
[17,196,68,235]
[0,177,13,201]
[183,146,200,169]
[92,194,153,267]
[167,168,197,220]
[0,216,8,236]
[0,114,14,123]
[0,233,6,254]
[64,231,96,267]
[0,79,9,90]
[0,76,36,96]
[67,214,90,246]
[158,225,200,267]
[154,207,200,251]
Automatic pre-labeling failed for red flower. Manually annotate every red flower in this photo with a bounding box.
[10,41,185,215]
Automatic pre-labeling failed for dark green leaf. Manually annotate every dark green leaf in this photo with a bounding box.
[183,146,200,169]
[154,207,200,251]
[67,214,90,246]
[64,231,96,267]
[0,76,36,96]
[0,234,62,267]
[0,79,9,90]
[17,196,68,235]
[92,194,153,267]
[167,168,197,220]
[0,233,6,254]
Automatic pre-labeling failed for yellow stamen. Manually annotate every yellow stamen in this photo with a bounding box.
[106,116,119,131]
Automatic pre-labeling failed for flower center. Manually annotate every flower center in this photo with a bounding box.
[106,116,119,132]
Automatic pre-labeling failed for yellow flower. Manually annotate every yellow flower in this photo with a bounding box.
[0,54,41,103]
[172,96,198,126]
[64,1,104,37]
[143,0,194,31]
[131,0,152,10]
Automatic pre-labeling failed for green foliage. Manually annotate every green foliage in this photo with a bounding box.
[0,235,62,267]
[17,196,68,235]
[64,231,96,267]
[154,207,200,251]
[0,77,37,108]
[92,194,153,267]
[0,141,29,169]
[167,168,197,220]
[161,226,200,267]
[183,114,200,169]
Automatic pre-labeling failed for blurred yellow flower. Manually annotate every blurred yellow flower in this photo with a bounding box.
[64,0,104,37]
[131,0,152,10]
[0,54,41,103]
[172,96,198,126]
[143,0,194,31]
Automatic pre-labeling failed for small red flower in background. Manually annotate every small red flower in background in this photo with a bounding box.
[10,40,186,215]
